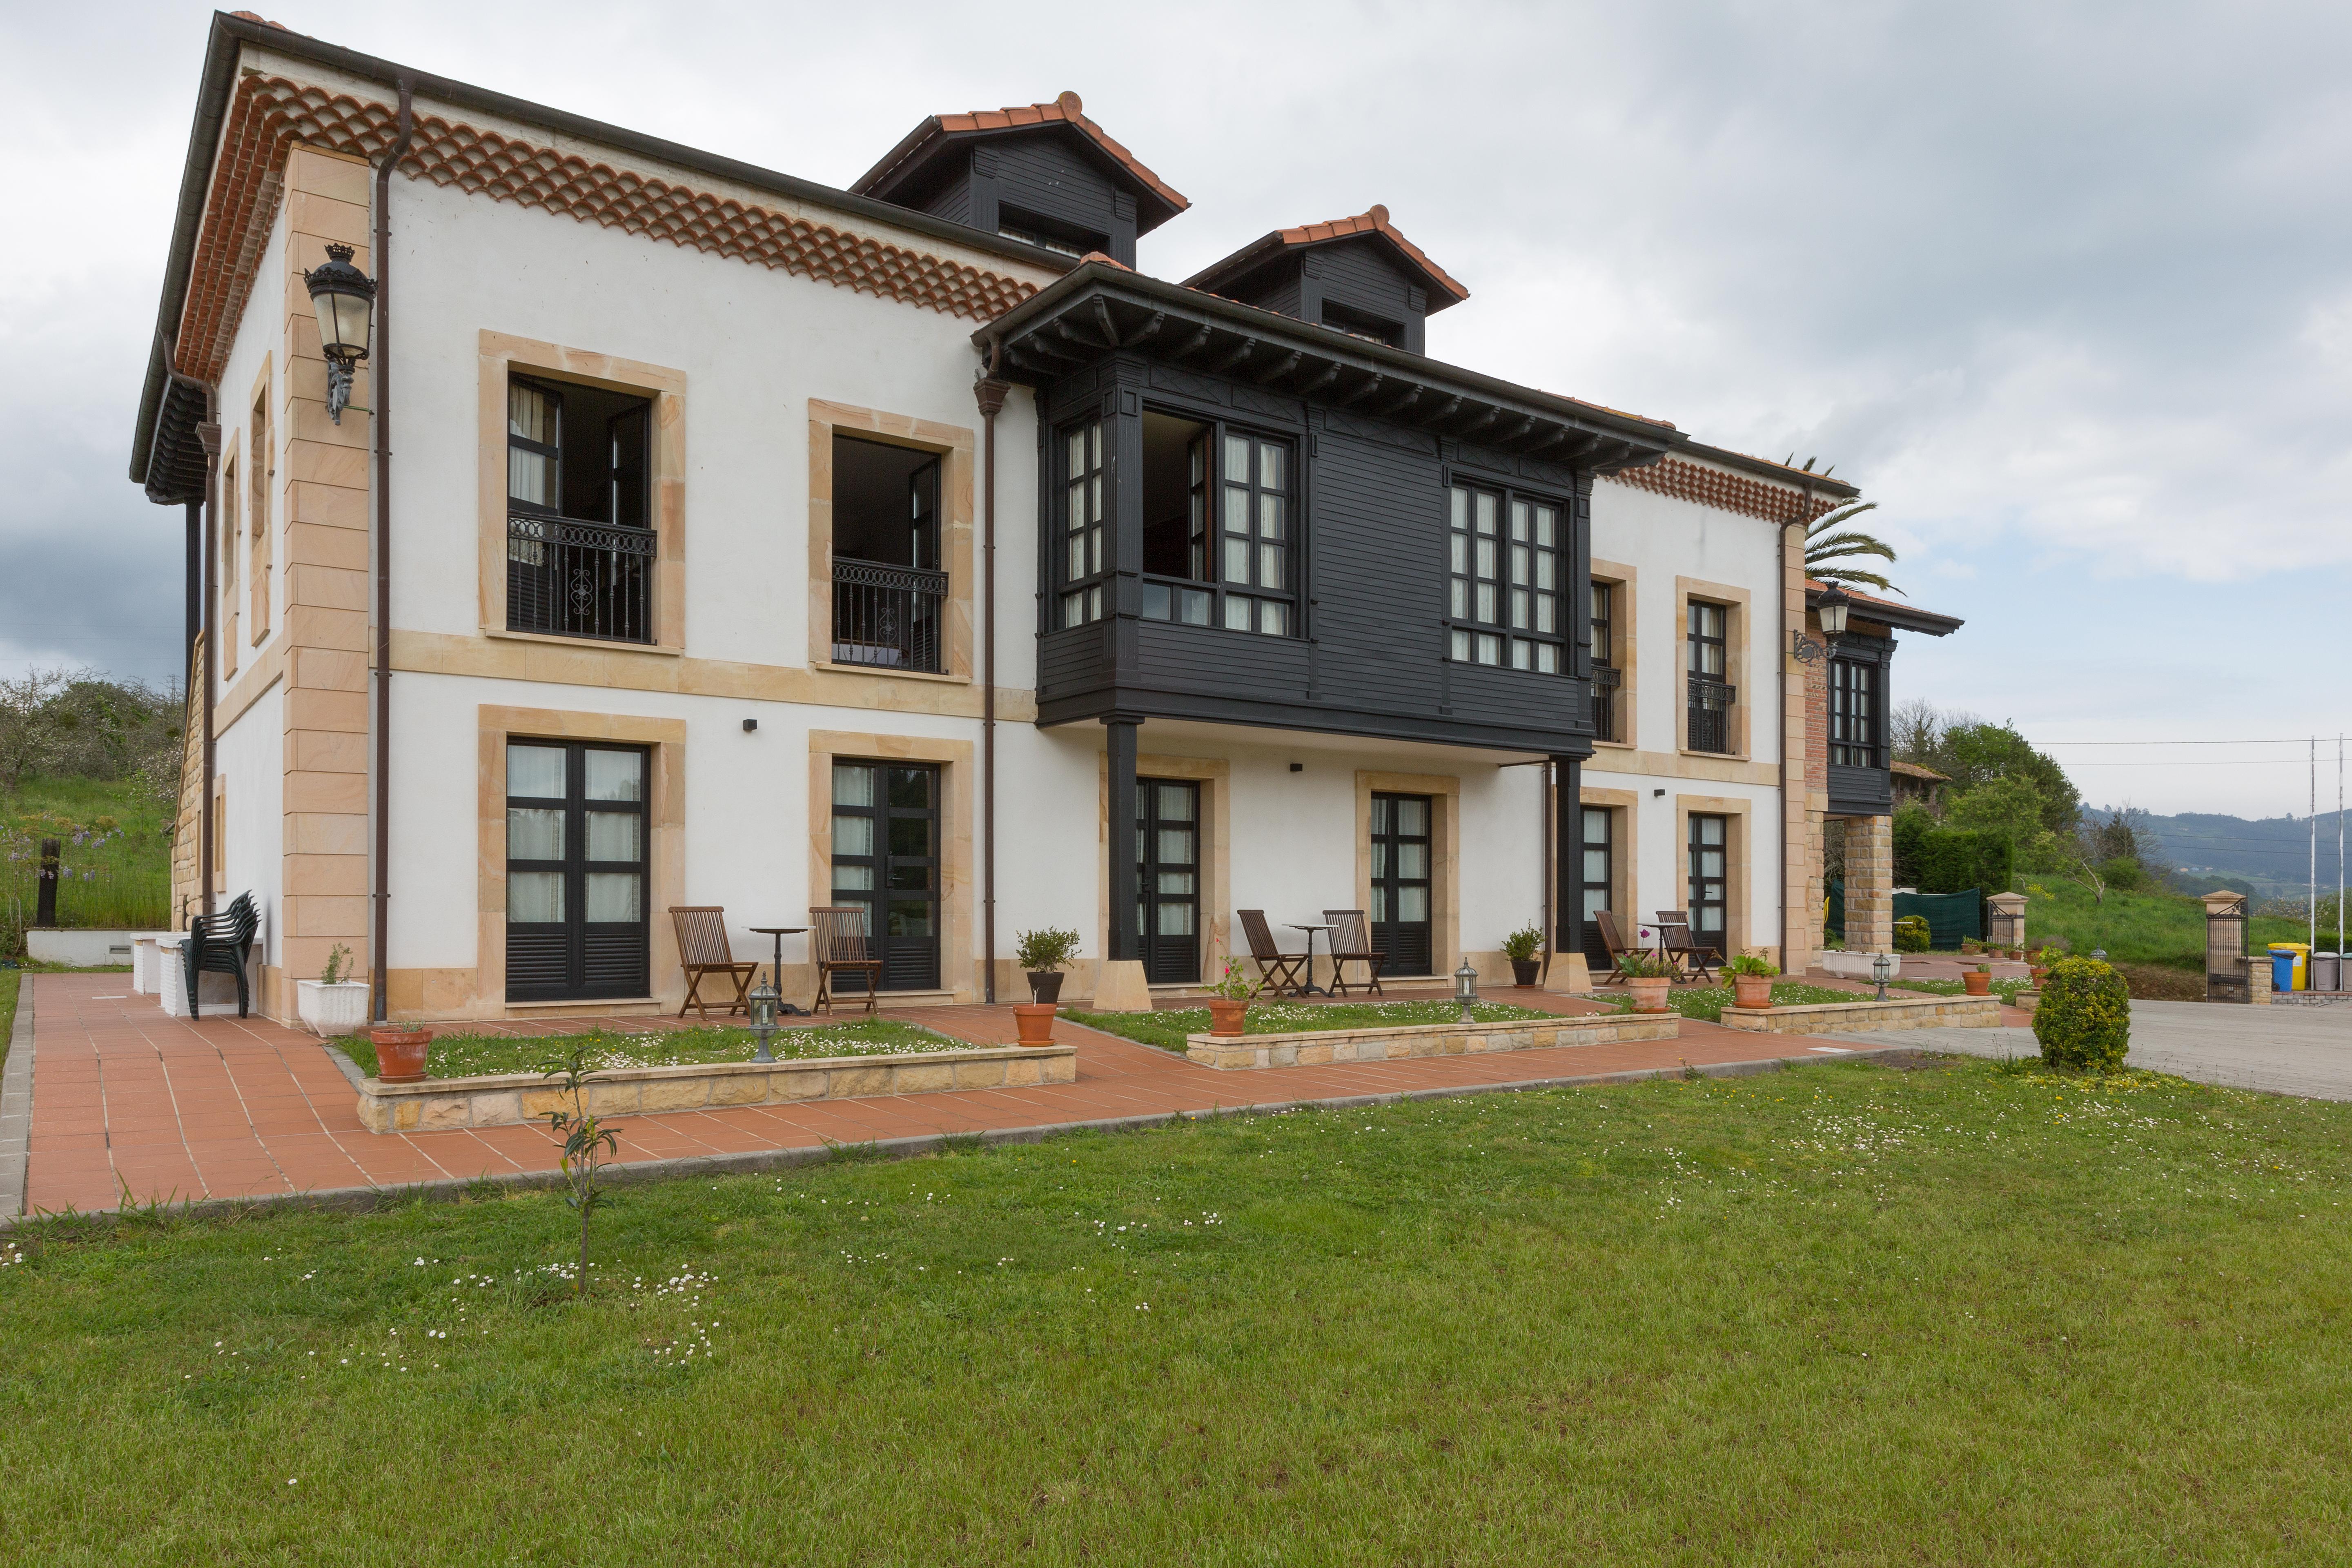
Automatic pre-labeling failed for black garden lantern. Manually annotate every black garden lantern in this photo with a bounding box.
[1815,583,1853,641]
[303,242,376,424]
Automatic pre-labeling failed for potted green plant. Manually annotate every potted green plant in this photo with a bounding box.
[1722,952,1778,1010]
[1501,924,1544,987]
[1616,950,1674,1013]
[296,943,371,1038]
[1205,958,1261,1036]
[369,1020,434,1083]
[1962,961,1994,997]
[1014,927,1082,1005]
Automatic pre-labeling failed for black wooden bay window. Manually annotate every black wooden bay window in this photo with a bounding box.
[1058,418,1107,628]
[506,375,655,644]
[1686,599,1735,753]
[1830,657,1881,768]
[505,740,650,1002]
[1447,482,1566,672]
[1132,411,1298,637]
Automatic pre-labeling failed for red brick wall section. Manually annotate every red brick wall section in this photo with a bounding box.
[175,74,1041,385]
[1603,456,1840,527]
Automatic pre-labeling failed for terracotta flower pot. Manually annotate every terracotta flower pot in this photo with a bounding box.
[1509,958,1541,987]
[2029,966,2048,986]
[1962,969,1993,996]
[1013,1003,1058,1045]
[370,1026,434,1084]
[1627,976,1672,1014]
[1026,970,1065,1004]
[1732,975,1774,1010]
[1207,998,1248,1036]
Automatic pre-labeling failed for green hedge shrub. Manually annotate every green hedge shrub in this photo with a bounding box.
[2033,956,2131,1072]
[1913,829,2014,898]
[1893,915,1931,953]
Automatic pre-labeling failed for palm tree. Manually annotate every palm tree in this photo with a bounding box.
[1805,499,1901,595]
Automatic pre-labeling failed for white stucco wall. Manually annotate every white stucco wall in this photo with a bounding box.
[212,682,284,968]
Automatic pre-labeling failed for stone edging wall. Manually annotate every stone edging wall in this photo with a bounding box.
[356,1044,1076,1133]
[1719,996,2000,1034]
[1184,1013,1679,1071]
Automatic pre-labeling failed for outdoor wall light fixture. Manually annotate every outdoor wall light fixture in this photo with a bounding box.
[1793,584,1853,663]
[1871,950,1892,1001]
[742,719,759,733]
[303,243,376,424]
[1453,958,1480,1024]
[747,981,781,1064]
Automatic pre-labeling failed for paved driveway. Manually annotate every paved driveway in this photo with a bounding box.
[1828,1000,2352,1100]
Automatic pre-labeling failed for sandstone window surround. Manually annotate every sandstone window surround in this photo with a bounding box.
[1674,792,1762,967]
[220,433,242,679]
[465,705,687,1022]
[807,731,976,1003]
[1589,557,1638,751]
[1353,770,1463,980]
[1577,784,1640,961]
[248,356,274,646]
[806,401,976,687]
[475,331,686,658]
[1676,575,1753,761]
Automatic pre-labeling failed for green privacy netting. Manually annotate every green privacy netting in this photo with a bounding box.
[1827,882,1983,949]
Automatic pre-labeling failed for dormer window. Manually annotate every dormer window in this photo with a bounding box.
[1320,299,1404,347]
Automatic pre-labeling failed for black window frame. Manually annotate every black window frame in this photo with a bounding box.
[1579,805,1615,968]
[1055,415,1107,629]
[829,759,942,993]
[1589,579,1621,742]
[1688,812,1729,945]
[1134,412,1300,639]
[1446,478,1568,674]
[1137,777,1201,984]
[503,739,650,1002]
[1370,791,1435,976]
[1829,657,1881,768]
[1686,599,1736,754]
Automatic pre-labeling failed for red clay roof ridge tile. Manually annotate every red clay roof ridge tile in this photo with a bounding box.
[1271,205,1469,302]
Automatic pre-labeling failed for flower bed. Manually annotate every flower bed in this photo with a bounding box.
[1066,1000,1552,1055]
[334,1021,956,1081]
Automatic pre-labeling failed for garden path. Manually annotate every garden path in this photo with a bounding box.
[12,973,1880,1216]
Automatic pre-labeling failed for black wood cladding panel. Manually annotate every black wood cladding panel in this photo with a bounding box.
[992,140,1118,238]
[1827,764,1894,818]
[919,170,974,227]
[1131,621,1313,694]
[1310,429,1447,713]
[1311,242,1422,321]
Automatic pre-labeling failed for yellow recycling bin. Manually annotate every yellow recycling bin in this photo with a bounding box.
[2269,942,2312,991]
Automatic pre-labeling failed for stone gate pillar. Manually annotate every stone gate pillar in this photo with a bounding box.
[1845,813,1895,953]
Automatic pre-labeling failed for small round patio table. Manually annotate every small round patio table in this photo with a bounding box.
[748,926,811,1016]
[1288,922,1336,998]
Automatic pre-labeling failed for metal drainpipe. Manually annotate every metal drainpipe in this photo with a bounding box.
[974,341,1009,1004]
[1782,494,1812,971]
[370,81,415,1027]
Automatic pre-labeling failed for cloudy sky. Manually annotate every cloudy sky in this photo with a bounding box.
[3,1,2346,815]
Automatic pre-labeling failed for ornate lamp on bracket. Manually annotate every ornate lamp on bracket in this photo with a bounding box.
[302,243,376,424]
[1793,582,1853,664]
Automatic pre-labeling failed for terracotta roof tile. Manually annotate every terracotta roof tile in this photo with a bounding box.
[857,91,1188,218]
[1276,204,1469,302]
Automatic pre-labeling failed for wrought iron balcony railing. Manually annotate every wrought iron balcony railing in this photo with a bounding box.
[1686,675,1737,754]
[507,512,656,644]
[833,559,947,673]
[1590,664,1622,743]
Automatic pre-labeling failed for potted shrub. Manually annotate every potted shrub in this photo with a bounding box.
[2032,956,2129,1072]
[370,1021,434,1084]
[1893,916,1931,954]
[1501,924,1544,987]
[1014,926,1082,1005]
[1962,962,1994,997]
[1205,959,1261,1036]
[1723,952,1778,1011]
[296,944,372,1039]
[1617,951,1674,1013]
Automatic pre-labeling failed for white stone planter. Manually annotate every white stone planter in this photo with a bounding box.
[1818,951,1899,982]
[297,980,373,1038]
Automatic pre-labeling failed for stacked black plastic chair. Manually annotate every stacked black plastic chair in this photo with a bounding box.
[184,891,259,1019]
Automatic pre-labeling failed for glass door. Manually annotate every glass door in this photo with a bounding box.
[505,740,649,1001]
[1579,806,1614,968]
[1370,793,1433,976]
[1688,813,1728,945]
[1138,780,1200,984]
[831,761,941,992]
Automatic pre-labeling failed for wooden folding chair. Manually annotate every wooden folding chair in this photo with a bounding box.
[1322,909,1385,997]
[1236,910,1309,996]
[810,905,882,1016]
[1654,911,1722,983]
[1593,910,1639,984]
[669,906,757,1020]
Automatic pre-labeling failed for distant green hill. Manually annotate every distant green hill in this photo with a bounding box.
[2089,806,2352,898]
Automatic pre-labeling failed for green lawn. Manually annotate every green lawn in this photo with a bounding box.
[0,968,16,1076]
[1889,976,2037,1004]
[334,1020,966,1080]
[1,775,174,947]
[1622,979,1862,1023]
[4,1055,2351,1563]
[1066,998,1551,1052]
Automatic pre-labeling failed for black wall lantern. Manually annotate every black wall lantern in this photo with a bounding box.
[303,242,376,424]
[1815,583,1853,640]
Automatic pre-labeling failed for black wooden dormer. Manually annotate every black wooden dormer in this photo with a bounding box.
[850,91,1188,269]
[1181,206,1468,356]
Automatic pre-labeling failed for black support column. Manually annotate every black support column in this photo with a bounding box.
[184,498,202,684]
[1553,755,1581,959]
[1105,715,1141,963]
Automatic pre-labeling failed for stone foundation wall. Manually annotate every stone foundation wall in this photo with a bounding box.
[356,1044,1076,1133]
[1185,1013,1679,1071]
[1719,995,1998,1033]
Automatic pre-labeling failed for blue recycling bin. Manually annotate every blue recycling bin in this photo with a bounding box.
[2272,950,2300,992]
